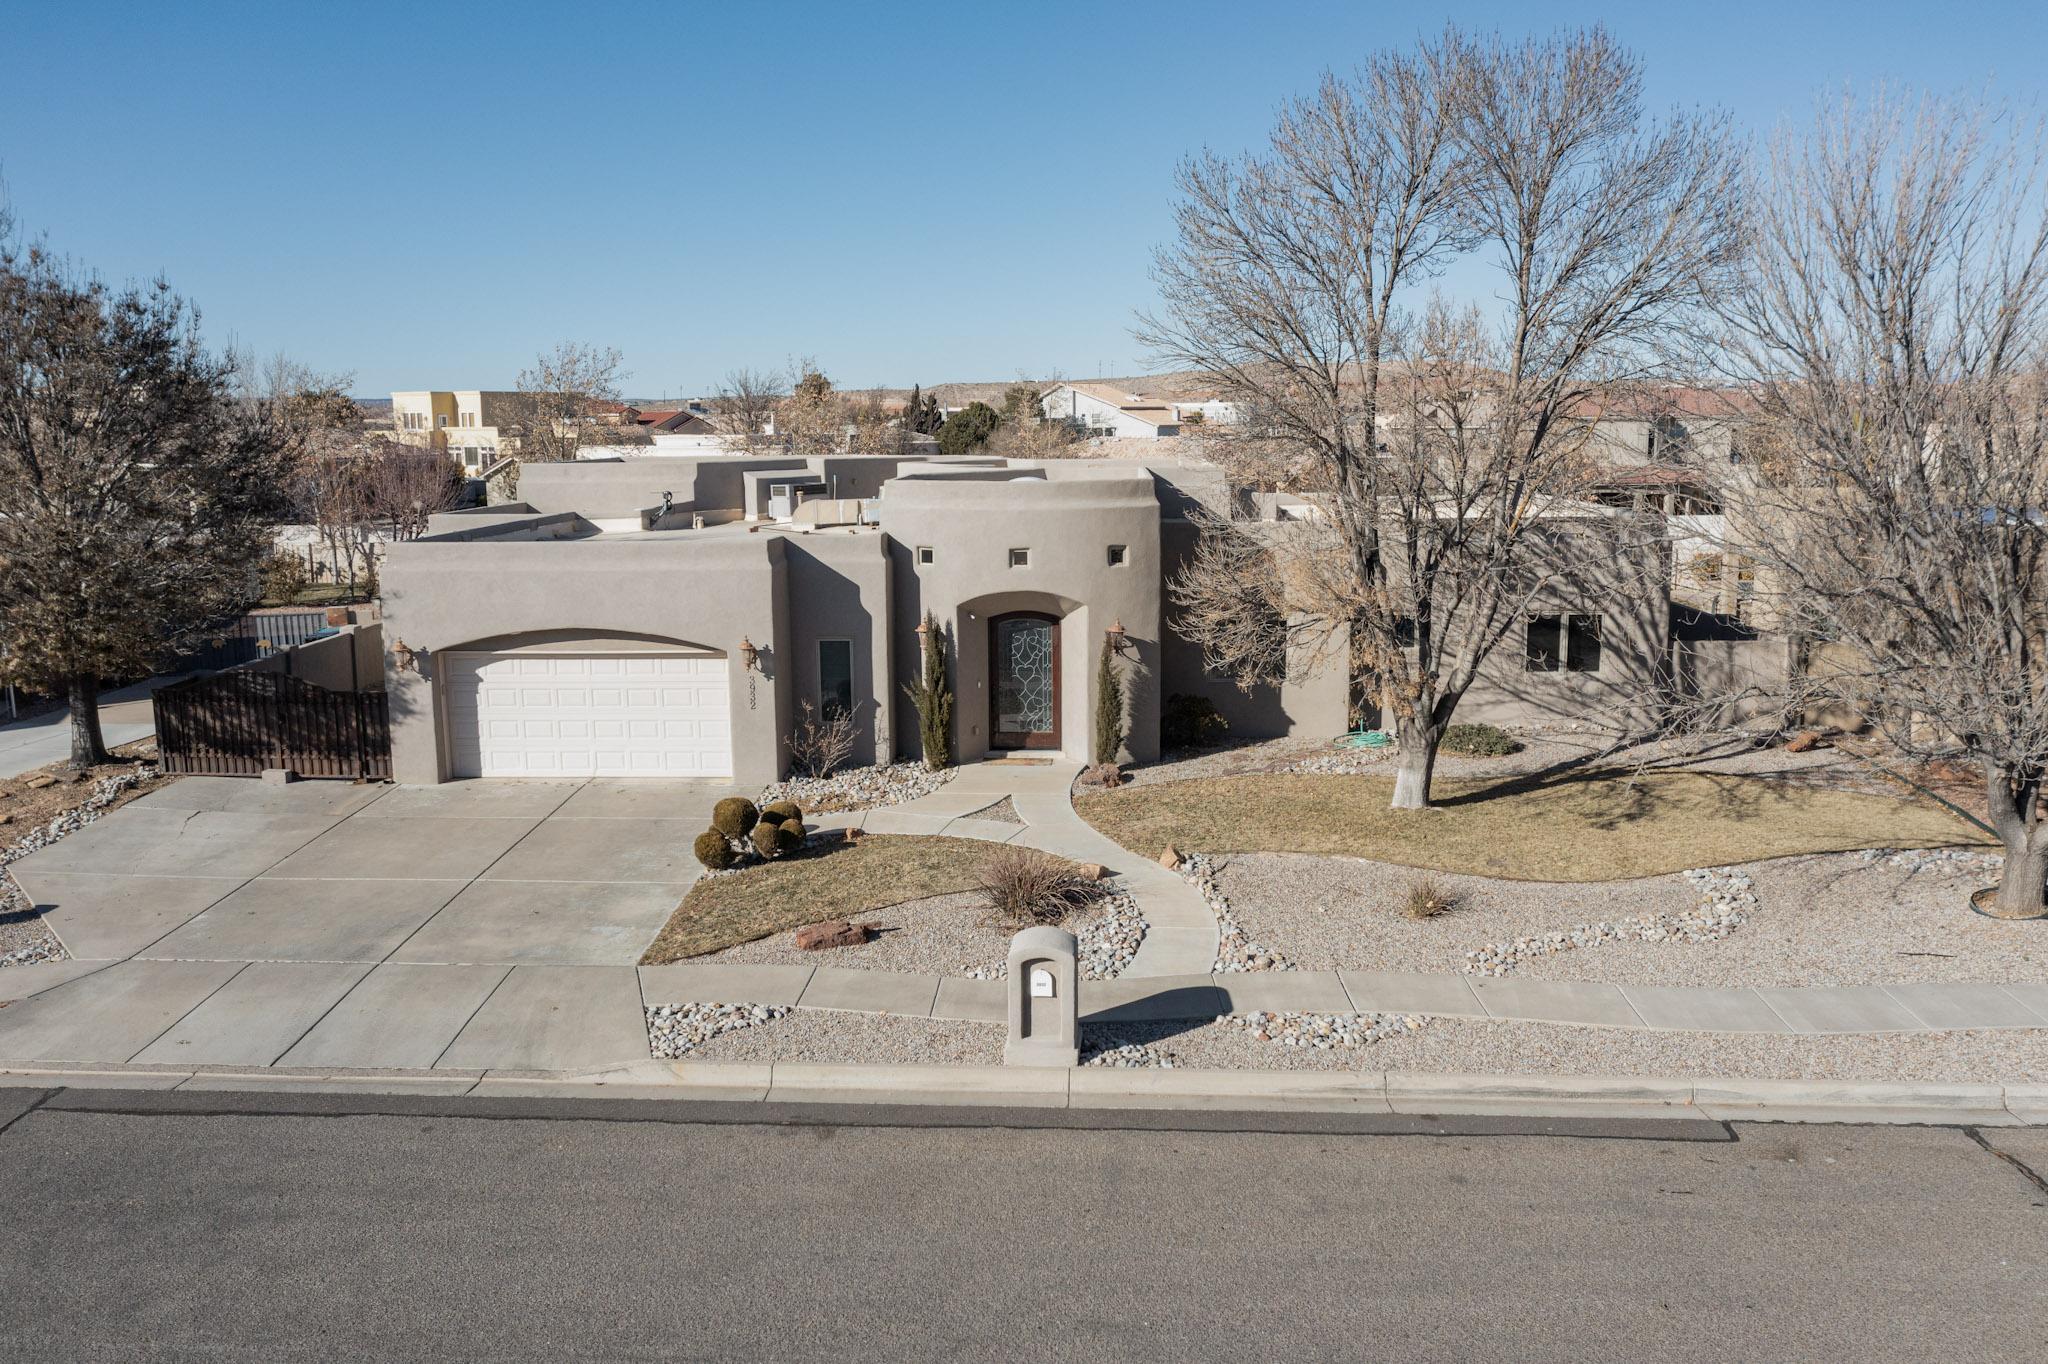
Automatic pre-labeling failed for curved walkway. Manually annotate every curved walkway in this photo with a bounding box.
[808,758,1220,976]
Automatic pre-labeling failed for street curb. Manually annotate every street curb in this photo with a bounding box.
[2,1061,2041,1125]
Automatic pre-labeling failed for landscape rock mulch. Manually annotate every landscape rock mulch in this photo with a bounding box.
[645,1001,792,1059]
[2,759,169,968]
[1463,867,1757,977]
[1179,852,1294,972]
[706,886,1148,981]
[1230,1010,1429,1049]
[760,761,952,814]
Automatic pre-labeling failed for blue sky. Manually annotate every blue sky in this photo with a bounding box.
[4,0,2043,397]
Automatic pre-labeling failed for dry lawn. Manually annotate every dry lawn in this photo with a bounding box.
[640,834,992,963]
[1075,770,1992,881]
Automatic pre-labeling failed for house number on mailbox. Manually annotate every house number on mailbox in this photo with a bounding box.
[1029,968,1055,998]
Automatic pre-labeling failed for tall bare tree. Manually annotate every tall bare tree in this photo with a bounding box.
[710,366,784,450]
[359,436,465,542]
[1714,90,2048,918]
[0,240,294,766]
[504,341,627,467]
[1144,26,1741,808]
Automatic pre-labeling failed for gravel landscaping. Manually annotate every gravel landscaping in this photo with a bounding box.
[706,886,1147,979]
[1,752,172,969]
[759,761,951,814]
[665,1005,2048,1081]
[646,1002,791,1058]
[962,795,1023,825]
[683,1010,1004,1066]
[1206,849,2048,987]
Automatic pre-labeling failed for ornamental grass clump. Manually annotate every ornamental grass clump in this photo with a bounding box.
[1401,874,1457,920]
[978,845,1106,928]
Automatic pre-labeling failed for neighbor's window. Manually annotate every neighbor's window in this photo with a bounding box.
[818,639,854,719]
[1565,615,1602,672]
[1528,614,1602,673]
[1009,547,1030,568]
[1107,544,1127,566]
[917,545,935,565]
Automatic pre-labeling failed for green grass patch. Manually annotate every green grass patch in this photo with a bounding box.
[1075,770,1992,881]
[640,834,992,963]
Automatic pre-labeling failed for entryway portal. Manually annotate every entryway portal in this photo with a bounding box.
[989,612,1060,750]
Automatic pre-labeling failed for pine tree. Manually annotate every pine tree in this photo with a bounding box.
[1092,637,1126,766]
[905,610,953,770]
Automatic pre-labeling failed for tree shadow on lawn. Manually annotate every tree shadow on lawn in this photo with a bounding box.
[1432,760,1876,836]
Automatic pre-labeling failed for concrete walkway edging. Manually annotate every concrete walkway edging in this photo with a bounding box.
[3,1061,2041,1127]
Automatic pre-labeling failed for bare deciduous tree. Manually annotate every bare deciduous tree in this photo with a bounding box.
[1143,26,1741,808]
[710,366,784,451]
[359,436,465,542]
[505,341,627,467]
[1714,90,2048,918]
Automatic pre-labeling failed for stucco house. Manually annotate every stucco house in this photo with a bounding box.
[376,452,1672,785]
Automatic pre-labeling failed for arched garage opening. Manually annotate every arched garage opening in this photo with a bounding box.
[438,630,732,779]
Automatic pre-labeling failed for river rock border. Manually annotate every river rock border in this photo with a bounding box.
[760,761,954,814]
[1463,866,1758,977]
[646,1001,792,1058]
[1232,1010,1428,1049]
[1179,853,1294,972]
[1,765,164,968]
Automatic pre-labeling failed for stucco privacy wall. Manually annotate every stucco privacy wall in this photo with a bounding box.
[379,532,795,784]
[239,623,384,693]
[1157,520,1351,741]
[779,531,894,768]
[880,470,1164,766]
[518,456,810,521]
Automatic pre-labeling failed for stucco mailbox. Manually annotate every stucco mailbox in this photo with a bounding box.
[1004,925,1079,1067]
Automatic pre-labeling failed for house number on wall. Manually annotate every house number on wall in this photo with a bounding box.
[1029,968,1055,998]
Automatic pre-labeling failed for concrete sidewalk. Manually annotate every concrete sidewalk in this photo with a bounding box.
[0,678,169,779]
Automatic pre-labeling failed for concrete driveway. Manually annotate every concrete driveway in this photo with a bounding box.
[0,776,725,1072]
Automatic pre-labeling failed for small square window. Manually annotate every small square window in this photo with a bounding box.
[917,546,935,565]
[1009,548,1030,568]
[1107,544,1127,566]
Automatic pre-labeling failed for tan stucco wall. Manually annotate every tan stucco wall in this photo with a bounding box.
[881,471,1163,765]
[380,534,798,785]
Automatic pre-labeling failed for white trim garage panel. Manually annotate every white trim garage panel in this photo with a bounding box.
[446,653,732,779]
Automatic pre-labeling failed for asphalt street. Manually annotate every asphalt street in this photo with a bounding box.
[0,1089,2043,1362]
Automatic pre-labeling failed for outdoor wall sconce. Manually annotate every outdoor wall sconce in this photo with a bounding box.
[1105,618,1133,656]
[739,636,760,673]
[391,638,422,674]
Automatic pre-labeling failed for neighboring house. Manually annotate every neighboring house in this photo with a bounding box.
[377,451,1674,785]
[390,390,522,473]
[1038,383,1185,438]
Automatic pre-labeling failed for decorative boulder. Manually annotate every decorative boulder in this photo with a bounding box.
[1159,844,1182,871]
[1785,730,1824,754]
[795,919,872,950]
[1076,862,1107,882]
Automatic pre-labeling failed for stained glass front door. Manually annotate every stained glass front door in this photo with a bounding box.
[990,614,1059,749]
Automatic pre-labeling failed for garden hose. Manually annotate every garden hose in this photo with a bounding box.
[1335,729,1396,749]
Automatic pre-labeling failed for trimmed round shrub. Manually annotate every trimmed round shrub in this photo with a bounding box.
[1162,693,1230,750]
[750,820,803,859]
[1439,723,1521,757]
[760,799,802,827]
[693,829,738,871]
[712,797,760,838]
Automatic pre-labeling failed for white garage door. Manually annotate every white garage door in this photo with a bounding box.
[446,653,732,779]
